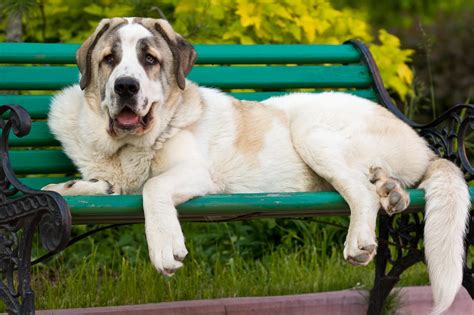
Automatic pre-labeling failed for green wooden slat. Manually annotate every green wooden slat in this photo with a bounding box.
[11,150,75,174]
[63,189,440,224]
[0,95,51,119]
[0,65,372,90]
[230,90,378,102]
[17,175,474,224]
[0,90,378,120]
[16,180,442,224]
[0,43,361,64]
[20,176,77,189]
[195,45,361,64]
[344,89,377,101]
[0,43,79,64]
[9,122,59,147]
[0,66,78,90]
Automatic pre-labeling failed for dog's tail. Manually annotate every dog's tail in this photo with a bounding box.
[418,158,470,315]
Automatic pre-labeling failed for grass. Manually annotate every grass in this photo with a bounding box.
[33,246,367,309]
[3,217,468,312]
[23,219,430,311]
[31,245,427,310]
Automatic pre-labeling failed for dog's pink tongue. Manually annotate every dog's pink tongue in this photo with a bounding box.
[116,108,139,125]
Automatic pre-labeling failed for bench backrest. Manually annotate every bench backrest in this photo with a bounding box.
[0,43,378,181]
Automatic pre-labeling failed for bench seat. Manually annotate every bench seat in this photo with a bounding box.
[18,177,474,224]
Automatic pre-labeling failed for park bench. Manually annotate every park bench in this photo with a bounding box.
[0,40,472,315]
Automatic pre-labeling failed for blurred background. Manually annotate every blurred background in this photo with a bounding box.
[0,0,473,312]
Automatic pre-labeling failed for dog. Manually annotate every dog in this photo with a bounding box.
[43,17,470,315]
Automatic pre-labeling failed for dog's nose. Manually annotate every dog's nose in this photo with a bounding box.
[114,77,140,98]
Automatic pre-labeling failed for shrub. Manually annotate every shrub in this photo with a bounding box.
[172,0,414,99]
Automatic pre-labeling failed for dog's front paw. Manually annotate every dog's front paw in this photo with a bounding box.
[343,225,377,266]
[42,179,117,196]
[147,225,188,276]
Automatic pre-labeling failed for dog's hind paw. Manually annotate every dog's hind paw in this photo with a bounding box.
[369,167,410,215]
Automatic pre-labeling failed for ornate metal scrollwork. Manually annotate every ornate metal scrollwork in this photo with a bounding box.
[416,105,474,180]
[0,105,71,314]
[346,40,473,314]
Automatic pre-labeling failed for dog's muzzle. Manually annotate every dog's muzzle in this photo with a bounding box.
[109,105,153,133]
[108,76,153,134]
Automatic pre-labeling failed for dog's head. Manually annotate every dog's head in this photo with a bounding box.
[76,17,197,137]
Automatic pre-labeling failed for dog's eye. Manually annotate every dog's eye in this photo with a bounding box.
[104,54,114,65]
[145,54,157,65]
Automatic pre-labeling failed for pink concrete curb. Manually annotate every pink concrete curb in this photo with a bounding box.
[36,286,472,315]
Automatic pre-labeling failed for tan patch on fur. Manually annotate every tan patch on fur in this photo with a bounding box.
[422,158,455,180]
[154,19,177,41]
[146,48,162,81]
[233,100,288,156]
[134,18,195,90]
[270,106,289,127]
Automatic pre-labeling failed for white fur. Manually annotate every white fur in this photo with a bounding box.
[43,22,470,315]
[419,159,470,315]
[104,24,163,120]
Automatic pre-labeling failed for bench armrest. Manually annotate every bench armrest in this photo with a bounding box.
[0,104,71,313]
[0,104,71,251]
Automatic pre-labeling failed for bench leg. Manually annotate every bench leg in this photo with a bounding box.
[0,193,71,314]
[367,213,425,315]
[0,105,71,314]
[462,209,473,298]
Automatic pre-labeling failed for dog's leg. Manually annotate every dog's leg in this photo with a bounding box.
[292,130,379,265]
[142,163,217,276]
[369,167,410,215]
[42,179,118,195]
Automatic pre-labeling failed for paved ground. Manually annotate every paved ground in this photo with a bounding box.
[37,286,472,315]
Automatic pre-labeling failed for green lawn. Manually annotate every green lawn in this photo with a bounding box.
[31,243,430,310]
[2,216,470,312]
[6,218,439,312]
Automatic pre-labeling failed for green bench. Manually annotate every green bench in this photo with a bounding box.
[0,40,472,315]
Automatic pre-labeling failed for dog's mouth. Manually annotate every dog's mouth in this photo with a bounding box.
[109,106,153,134]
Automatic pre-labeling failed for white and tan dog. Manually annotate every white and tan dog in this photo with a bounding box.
[43,17,470,315]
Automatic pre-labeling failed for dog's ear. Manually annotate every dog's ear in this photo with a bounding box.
[76,19,111,90]
[154,20,197,90]
[173,36,198,89]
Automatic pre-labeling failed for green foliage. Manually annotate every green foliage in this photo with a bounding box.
[0,0,36,15]
[172,0,414,100]
[333,0,474,29]
[369,30,414,100]
[21,0,134,42]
